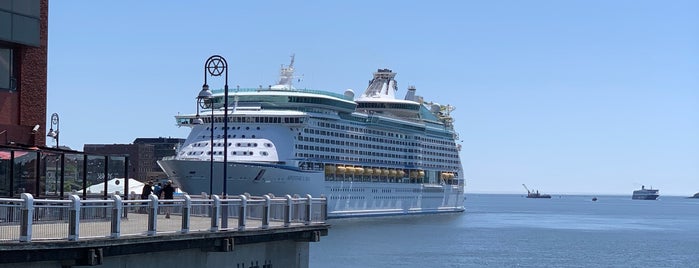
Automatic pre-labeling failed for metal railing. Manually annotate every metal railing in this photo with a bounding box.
[0,193,327,242]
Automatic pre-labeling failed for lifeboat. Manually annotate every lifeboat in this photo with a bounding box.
[447,173,455,179]
[389,169,397,177]
[336,165,346,174]
[410,170,418,179]
[381,169,390,176]
[373,168,381,176]
[325,165,336,175]
[364,168,374,175]
[354,167,364,175]
[398,170,406,177]
[418,170,425,179]
[440,172,448,179]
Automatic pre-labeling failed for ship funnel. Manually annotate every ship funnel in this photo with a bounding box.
[404,85,417,101]
[360,69,398,100]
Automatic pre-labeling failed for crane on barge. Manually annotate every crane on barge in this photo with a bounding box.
[522,184,551,199]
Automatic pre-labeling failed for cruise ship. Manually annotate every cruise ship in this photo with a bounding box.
[632,185,659,200]
[158,56,465,218]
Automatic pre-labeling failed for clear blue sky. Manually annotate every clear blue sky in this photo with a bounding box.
[47,1,698,196]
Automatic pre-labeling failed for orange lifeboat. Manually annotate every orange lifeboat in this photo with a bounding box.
[381,169,390,176]
[324,165,336,175]
[354,167,364,175]
[336,165,346,174]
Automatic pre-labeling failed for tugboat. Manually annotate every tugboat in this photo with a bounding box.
[632,185,659,200]
[522,184,551,199]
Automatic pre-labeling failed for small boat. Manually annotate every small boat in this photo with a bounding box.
[632,185,659,200]
[522,184,551,199]
[592,197,598,202]
[689,192,699,199]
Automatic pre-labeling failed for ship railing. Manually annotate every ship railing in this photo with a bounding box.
[0,193,327,243]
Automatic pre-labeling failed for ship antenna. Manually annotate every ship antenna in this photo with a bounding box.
[275,54,296,88]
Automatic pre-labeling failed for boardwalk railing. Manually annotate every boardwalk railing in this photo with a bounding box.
[0,193,327,242]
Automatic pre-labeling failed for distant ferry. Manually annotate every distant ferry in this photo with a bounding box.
[632,185,659,200]
[158,56,465,218]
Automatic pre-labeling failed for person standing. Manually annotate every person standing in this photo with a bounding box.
[140,181,153,200]
[154,182,163,198]
[162,180,176,218]
[139,181,153,213]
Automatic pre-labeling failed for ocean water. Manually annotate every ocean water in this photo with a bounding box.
[310,194,699,267]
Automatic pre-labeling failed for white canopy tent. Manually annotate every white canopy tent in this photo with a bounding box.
[83,178,145,196]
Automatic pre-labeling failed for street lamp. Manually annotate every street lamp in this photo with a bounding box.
[203,55,229,197]
[195,87,213,196]
[47,113,60,147]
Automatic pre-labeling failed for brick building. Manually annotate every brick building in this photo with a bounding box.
[0,0,48,147]
[84,137,184,182]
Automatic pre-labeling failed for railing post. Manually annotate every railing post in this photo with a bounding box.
[321,194,327,221]
[19,193,34,242]
[110,194,122,238]
[238,195,247,231]
[147,194,159,236]
[305,194,312,225]
[284,194,292,227]
[210,195,220,232]
[181,194,191,234]
[221,196,228,230]
[68,194,81,241]
[261,195,271,229]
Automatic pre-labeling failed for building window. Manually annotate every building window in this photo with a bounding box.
[0,48,15,90]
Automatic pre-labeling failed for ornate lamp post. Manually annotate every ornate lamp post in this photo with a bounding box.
[47,113,60,147]
[203,55,229,197]
[195,87,213,195]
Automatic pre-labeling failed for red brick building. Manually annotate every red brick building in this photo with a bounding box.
[0,0,48,147]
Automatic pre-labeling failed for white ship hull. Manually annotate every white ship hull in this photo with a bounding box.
[158,159,465,218]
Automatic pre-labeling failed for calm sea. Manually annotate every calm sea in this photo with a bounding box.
[310,194,699,267]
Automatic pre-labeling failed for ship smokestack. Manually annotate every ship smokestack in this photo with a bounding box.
[404,85,417,101]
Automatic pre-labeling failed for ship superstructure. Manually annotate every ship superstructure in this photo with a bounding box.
[158,56,465,218]
[632,185,659,200]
